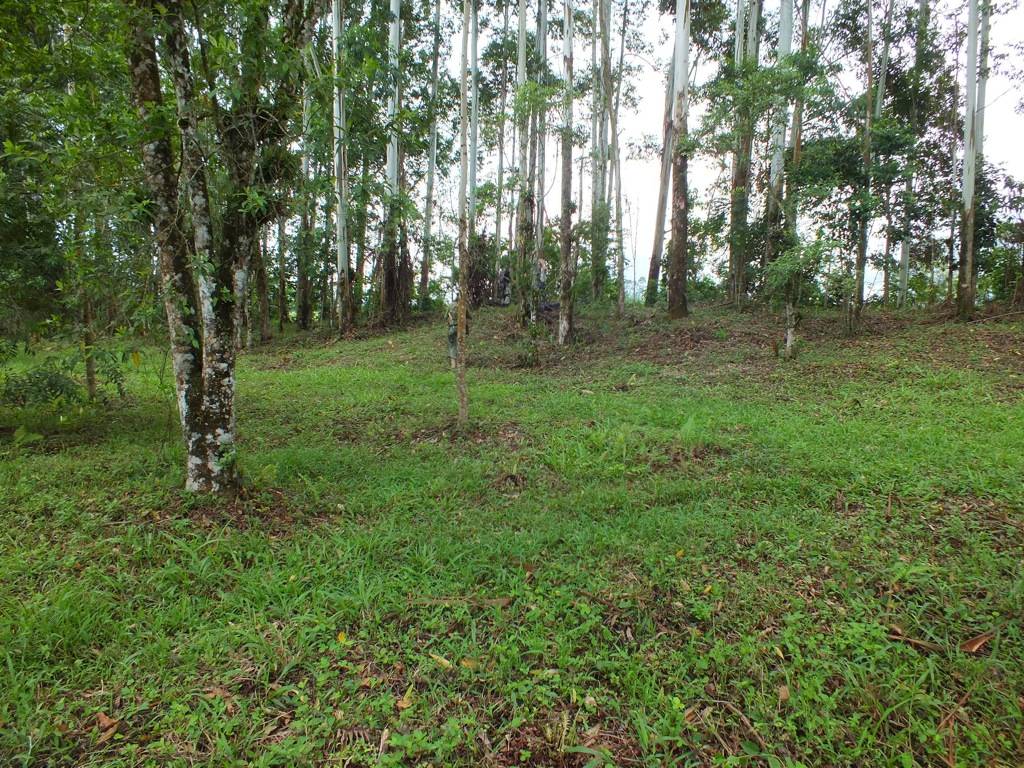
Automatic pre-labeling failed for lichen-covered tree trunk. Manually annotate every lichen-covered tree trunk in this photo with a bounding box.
[130,0,315,493]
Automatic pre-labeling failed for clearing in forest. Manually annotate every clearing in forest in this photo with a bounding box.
[2,306,1023,767]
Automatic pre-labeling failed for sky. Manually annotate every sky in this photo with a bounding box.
[433,0,1023,298]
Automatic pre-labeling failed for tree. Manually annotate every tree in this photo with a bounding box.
[456,0,471,424]
[667,0,691,319]
[645,59,675,306]
[333,0,354,331]
[558,0,576,343]
[127,0,317,493]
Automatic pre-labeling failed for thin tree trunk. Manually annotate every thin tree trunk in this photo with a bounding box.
[558,0,575,344]
[645,60,675,306]
[456,0,471,425]
[277,217,287,330]
[611,0,628,316]
[957,0,979,319]
[728,0,761,305]
[419,0,442,307]
[493,3,511,301]
[849,0,875,332]
[898,0,931,308]
[534,0,548,314]
[333,0,353,330]
[590,0,610,300]
[255,227,271,341]
[765,0,793,267]
[381,0,402,324]
[667,0,690,319]
[514,0,533,323]
[297,85,313,330]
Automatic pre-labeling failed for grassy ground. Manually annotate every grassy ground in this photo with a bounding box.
[1,304,1023,767]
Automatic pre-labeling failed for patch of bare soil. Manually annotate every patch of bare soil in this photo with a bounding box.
[396,420,529,452]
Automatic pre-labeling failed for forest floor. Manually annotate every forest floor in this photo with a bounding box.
[2,303,1023,767]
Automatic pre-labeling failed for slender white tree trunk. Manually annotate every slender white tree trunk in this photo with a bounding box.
[494,2,510,297]
[611,0,628,316]
[667,0,690,318]
[386,0,401,194]
[958,0,979,319]
[469,0,480,230]
[898,0,928,307]
[456,0,471,424]
[645,59,674,306]
[558,0,575,344]
[766,0,793,263]
[419,0,442,306]
[514,0,531,320]
[333,0,352,330]
[534,0,548,313]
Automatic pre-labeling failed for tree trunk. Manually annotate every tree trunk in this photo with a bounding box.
[381,0,403,324]
[558,0,576,344]
[667,0,690,319]
[897,0,924,308]
[590,0,610,300]
[957,0,980,320]
[727,0,760,305]
[492,3,511,301]
[255,228,272,342]
[534,0,548,315]
[849,0,875,333]
[277,217,288,330]
[333,0,353,331]
[514,0,533,323]
[645,60,675,306]
[611,0,628,316]
[419,0,442,308]
[129,3,237,494]
[456,0,471,425]
[297,86,313,330]
[765,0,793,268]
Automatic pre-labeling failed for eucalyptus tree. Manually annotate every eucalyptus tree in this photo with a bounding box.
[513,0,533,321]
[590,0,611,299]
[558,0,576,343]
[418,0,443,307]
[380,0,403,324]
[667,0,691,318]
[456,0,472,424]
[727,0,762,305]
[958,0,990,319]
[610,0,628,315]
[765,0,793,266]
[127,0,319,493]
[645,60,675,306]
[333,0,353,330]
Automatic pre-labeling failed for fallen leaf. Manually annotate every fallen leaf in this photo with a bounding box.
[960,630,994,654]
[778,685,790,704]
[96,712,117,731]
[429,652,452,670]
[459,658,480,670]
[396,685,414,710]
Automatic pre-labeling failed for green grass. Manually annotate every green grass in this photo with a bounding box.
[1,304,1022,767]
